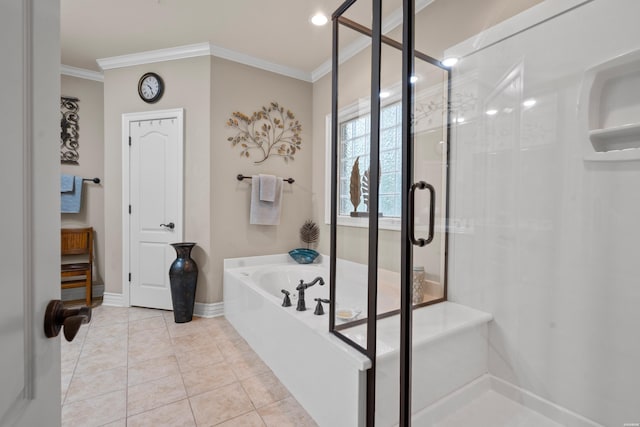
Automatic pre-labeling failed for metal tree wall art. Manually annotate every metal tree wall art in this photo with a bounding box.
[61,96,80,164]
[227,102,302,163]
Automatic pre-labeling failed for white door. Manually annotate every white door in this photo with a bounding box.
[0,0,62,425]
[126,110,184,310]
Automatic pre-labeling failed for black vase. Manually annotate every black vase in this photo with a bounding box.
[169,242,198,323]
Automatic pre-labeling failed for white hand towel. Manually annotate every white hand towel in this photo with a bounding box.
[250,175,284,225]
[259,174,277,202]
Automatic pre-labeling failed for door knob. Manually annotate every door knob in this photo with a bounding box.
[160,222,175,230]
[44,300,91,342]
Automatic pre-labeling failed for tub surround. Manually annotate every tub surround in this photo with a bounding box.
[446,1,640,425]
[224,255,368,427]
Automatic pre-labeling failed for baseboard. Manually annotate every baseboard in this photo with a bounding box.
[102,292,125,307]
[193,302,224,318]
[99,294,223,317]
[61,283,104,302]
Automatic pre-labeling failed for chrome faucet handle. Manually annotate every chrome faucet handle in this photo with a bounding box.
[281,289,292,307]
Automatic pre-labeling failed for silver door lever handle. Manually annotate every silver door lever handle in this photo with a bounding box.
[160,222,175,230]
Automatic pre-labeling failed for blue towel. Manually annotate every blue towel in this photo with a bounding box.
[61,176,83,213]
[61,174,75,192]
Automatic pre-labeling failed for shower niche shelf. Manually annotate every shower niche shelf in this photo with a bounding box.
[580,48,640,161]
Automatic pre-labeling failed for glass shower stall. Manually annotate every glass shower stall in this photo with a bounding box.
[328,0,640,425]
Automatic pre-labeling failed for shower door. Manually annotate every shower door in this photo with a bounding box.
[329,0,449,424]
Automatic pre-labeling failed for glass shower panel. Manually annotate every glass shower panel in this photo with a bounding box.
[332,18,373,352]
[411,57,448,305]
[408,9,450,422]
[331,0,451,424]
[376,40,402,317]
[374,30,404,427]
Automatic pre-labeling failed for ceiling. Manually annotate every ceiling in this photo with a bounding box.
[61,0,543,79]
[61,0,403,76]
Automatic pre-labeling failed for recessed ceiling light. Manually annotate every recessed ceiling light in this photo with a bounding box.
[523,98,537,107]
[379,91,390,99]
[486,109,498,116]
[441,57,459,67]
[311,13,328,26]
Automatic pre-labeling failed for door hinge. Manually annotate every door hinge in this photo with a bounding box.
[128,273,131,282]
[129,136,132,146]
[129,205,131,214]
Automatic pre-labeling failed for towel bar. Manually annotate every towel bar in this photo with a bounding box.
[82,177,101,184]
[237,174,294,184]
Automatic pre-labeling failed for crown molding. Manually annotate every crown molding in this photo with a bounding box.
[311,60,332,83]
[209,43,312,82]
[60,64,104,82]
[97,42,212,70]
[96,41,313,82]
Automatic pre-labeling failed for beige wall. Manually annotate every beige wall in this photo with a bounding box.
[209,57,313,302]
[103,56,212,300]
[61,75,105,284]
[102,55,312,305]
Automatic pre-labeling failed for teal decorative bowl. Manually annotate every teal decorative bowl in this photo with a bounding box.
[288,248,319,264]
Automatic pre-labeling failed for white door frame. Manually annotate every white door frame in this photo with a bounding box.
[121,108,184,307]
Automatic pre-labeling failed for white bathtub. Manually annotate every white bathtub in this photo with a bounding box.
[223,254,492,426]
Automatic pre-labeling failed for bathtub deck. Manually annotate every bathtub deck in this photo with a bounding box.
[339,301,493,359]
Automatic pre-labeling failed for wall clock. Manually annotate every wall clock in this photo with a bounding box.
[138,72,164,103]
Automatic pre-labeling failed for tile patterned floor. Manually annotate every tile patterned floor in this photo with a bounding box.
[61,305,318,427]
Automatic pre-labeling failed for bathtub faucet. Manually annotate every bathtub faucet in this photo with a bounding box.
[295,277,325,311]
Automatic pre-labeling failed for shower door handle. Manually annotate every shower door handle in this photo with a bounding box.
[409,181,435,247]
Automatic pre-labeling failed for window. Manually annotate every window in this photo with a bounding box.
[338,101,403,219]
